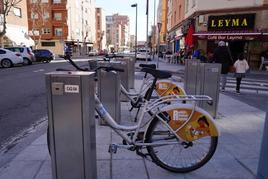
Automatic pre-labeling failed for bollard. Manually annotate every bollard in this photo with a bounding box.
[46,71,97,179]
[257,103,268,179]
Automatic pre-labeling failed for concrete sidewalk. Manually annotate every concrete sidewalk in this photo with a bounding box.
[0,60,266,179]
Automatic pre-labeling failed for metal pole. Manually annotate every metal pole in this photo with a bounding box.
[145,0,149,63]
[135,5,138,62]
[153,0,156,60]
[157,30,160,68]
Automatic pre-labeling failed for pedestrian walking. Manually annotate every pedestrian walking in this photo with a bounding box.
[233,53,249,94]
[213,41,233,92]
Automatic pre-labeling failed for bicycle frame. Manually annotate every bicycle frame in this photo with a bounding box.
[94,94,218,147]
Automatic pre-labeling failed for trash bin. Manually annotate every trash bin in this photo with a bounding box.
[46,71,97,179]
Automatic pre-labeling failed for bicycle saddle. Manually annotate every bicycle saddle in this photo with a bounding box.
[141,67,172,79]
[139,64,156,69]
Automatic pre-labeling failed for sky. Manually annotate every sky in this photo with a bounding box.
[96,0,159,41]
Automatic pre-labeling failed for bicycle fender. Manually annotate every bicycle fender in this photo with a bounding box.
[160,104,220,142]
[155,80,186,97]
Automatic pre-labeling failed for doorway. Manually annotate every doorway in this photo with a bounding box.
[228,41,246,61]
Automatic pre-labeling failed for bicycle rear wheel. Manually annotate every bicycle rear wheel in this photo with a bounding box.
[145,117,218,173]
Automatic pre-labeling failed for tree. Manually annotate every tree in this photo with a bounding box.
[28,0,49,48]
[0,0,23,38]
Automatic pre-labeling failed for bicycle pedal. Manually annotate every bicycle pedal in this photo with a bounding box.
[108,144,117,154]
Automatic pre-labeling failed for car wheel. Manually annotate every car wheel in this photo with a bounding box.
[23,58,32,65]
[1,59,13,68]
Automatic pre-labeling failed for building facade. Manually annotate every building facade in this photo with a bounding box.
[184,0,268,69]
[167,0,185,54]
[27,0,95,56]
[3,0,34,47]
[95,8,106,51]
[165,0,268,69]
[157,0,168,44]
[106,14,130,52]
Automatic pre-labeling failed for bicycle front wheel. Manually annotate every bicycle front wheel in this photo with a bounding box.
[145,117,218,173]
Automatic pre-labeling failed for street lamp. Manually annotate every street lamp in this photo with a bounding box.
[131,3,138,62]
[157,22,162,68]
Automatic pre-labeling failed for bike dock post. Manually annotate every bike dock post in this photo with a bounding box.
[184,59,222,118]
[115,57,135,89]
[46,71,97,179]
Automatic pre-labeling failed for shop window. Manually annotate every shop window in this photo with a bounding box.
[13,7,21,17]
[42,41,56,46]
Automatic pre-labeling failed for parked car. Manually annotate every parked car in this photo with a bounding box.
[0,48,23,68]
[137,49,151,60]
[32,49,55,63]
[88,50,98,56]
[5,47,36,65]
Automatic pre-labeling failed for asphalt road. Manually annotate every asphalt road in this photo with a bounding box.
[0,59,89,148]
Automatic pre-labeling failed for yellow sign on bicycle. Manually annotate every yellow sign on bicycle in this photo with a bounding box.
[167,108,219,142]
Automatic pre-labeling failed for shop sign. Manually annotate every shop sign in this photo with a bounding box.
[208,14,255,31]
[197,35,259,41]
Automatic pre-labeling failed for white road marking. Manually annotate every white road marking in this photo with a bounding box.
[33,69,45,73]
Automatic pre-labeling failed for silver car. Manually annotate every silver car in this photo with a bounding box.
[5,47,36,65]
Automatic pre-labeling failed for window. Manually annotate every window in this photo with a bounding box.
[185,0,189,12]
[179,5,181,20]
[0,50,6,54]
[192,0,196,7]
[41,0,48,2]
[41,41,56,46]
[42,28,51,34]
[53,0,61,4]
[43,11,49,20]
[54,28,63,36]
[13,7,22,17]
[54,13,62,20]
[31,12,38,19]
[31,0,37,3]
[32,28,40,35]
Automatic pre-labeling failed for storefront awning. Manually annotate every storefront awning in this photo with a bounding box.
[193,32,262,41]
[5,27,35,47]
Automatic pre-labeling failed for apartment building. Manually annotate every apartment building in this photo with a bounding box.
[157,0,168,44]
[3,0,34,47]
[166,0,185,54]
[106,14,130,52]
[95,8,106,51]
[182,0,268,69]
[27,0,95,56]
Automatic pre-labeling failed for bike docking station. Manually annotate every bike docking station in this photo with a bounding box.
[115,57,135,89]
[46,71,97,179]
[88,60,123,125]
[184,59,222,118]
